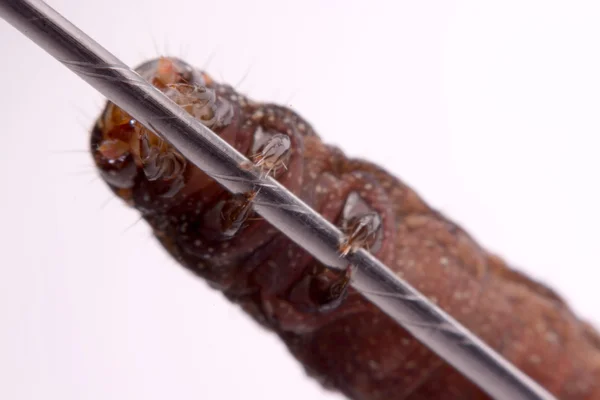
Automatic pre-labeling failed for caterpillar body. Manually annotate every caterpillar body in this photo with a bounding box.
[91,57,600,400]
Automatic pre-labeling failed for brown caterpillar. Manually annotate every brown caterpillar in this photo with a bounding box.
[91,57,600,399]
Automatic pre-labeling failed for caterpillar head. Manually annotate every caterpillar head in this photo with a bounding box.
[90,57,249,207]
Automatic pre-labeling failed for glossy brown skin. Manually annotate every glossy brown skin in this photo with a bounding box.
[91,57,600,399]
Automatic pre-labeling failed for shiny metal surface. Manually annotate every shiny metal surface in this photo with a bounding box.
[0,1,557,399]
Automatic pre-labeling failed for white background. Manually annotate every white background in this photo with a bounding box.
[1,1,599,399]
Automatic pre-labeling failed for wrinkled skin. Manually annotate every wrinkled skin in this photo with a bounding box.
[91,57,600,399]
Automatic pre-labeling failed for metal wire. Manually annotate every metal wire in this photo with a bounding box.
[0,1,557,399]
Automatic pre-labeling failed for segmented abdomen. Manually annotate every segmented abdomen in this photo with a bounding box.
[91,57,600,400]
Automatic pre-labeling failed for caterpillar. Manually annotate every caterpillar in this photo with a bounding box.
[90,57,600,400]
